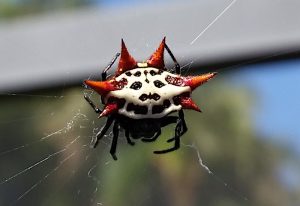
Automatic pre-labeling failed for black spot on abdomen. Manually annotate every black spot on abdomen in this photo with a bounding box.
[135,105,148,114]
[126,103,148,115]
[150,70,156,76]
[139,94,148,101]
[163,100,171,108]
[117,98,126,108]
[125,71,132,76]
[127,103,135,111]
[138,93,160,101]
[130,81,142,90]
[152,100,171,114]
[152,93,160,101]
[154,80,165,88]
[134,71,141,77]
[173,92,190,105]
[152,105,164,114]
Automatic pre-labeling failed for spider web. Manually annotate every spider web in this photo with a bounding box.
[0,0,294,205]
[0,1,249,204]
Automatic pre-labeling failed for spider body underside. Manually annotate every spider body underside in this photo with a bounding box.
[84,37,216,160]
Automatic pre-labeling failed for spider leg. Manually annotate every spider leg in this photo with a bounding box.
[153,110,187,154]
[153,119,182,154]
[125,129,135,146]
[102,52,120,81]
[141,129,161,142]
[161,116,178,127]
[110,120,120,160]
[142,116,178,143]
[91,116,114,148]
[84,95,102,114]
[167,110,187,142]
[84,53,119,111]
[165,43,181,74]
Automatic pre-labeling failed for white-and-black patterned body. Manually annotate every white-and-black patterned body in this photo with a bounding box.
[105,67,191,119]
[84,38,216,160]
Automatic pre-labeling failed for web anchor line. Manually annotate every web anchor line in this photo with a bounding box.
[184,143,248,202]
[190,0,237,45]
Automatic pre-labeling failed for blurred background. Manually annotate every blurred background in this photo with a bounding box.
[0,0,300,205]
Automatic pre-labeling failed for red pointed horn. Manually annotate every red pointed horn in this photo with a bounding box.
[184,72,217,90]
[99,103,118,118]
[147,37,165,69]
[84,80,117,96]
[116,39,137,75]
[180,97,201,112]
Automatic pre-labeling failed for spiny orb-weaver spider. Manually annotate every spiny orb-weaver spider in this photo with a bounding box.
[84,37,216,160]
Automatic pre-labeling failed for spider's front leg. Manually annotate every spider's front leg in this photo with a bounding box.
[165,43,181,74]
[84,52,120,112]
[110,120,120,160]
[102,52,120,81]
[84,95,101,114]
[91,116,114,148]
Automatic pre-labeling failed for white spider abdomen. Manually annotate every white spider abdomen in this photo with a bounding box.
[105,67,191,119]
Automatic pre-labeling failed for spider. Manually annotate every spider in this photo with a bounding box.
[84,37,216,160]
